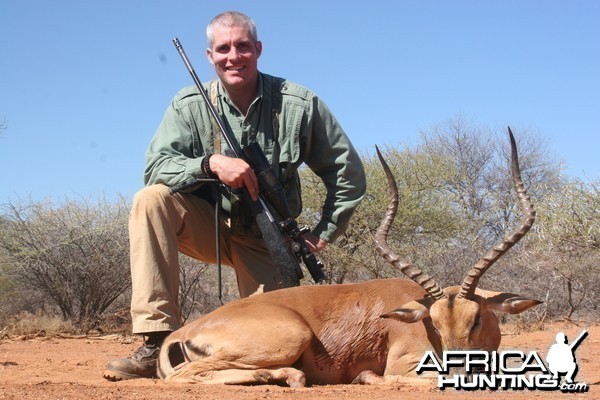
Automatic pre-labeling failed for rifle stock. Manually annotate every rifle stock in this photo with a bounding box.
[243,143,326,283]
[172,38,326,286]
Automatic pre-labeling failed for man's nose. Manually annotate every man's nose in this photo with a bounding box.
[228,47,241,61]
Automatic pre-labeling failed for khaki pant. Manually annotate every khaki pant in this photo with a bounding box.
[129,184,279,334]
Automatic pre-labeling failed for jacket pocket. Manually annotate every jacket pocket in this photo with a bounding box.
[276,103,304,217]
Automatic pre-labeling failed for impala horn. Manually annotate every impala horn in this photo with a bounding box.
[458,127,536,299]
[374,146,446,300]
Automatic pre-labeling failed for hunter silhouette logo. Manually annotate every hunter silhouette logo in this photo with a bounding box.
[546,330,588,386]
[416,329,589,392]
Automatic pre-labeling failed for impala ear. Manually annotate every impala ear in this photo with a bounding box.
[485,292,543,314]
[381,298,434,323]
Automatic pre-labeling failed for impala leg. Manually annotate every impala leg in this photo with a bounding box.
[166,364,306,387]
[253,367,307,387]
[352,341,435,386]
[352,370,434,386]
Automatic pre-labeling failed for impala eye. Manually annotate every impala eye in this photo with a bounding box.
[473,314,481,330]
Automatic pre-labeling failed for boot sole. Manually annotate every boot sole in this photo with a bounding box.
[103,368,155,381]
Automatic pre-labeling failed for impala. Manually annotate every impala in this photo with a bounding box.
[157,128,541,386]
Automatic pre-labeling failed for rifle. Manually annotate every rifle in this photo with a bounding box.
[172,38,326,286]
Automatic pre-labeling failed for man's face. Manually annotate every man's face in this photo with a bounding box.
[206,25,262,93]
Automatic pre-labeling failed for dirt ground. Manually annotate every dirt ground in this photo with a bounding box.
[0,321,598,400]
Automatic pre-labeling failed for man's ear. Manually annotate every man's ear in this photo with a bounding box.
[255,40,262,58]
[206,48,214,65]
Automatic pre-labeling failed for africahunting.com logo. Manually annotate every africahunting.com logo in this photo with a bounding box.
[416,329,589,393]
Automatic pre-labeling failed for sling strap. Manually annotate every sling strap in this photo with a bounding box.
[209,80,222,155]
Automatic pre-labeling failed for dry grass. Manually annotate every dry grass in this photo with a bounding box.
[1,312,77,337]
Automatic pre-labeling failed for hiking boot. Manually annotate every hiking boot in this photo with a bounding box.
[103,332,169,381]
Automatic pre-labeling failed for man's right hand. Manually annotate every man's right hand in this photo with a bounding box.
[208,154,259,201]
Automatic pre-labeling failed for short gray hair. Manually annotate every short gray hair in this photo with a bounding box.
[206,11,258,46]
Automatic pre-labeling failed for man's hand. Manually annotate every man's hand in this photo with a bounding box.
[302,232,328,253]
[209,154,259,200]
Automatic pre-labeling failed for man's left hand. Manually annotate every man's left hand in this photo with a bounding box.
[302,232,328,253]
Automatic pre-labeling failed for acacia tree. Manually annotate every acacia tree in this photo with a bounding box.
[415,118,563,290]
[0,196,131,331]
[419,118,560,243]
[534,178,600,318]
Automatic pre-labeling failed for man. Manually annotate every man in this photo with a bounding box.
[103,11,366,381]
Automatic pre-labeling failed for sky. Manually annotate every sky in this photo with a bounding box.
[1,0,599,205]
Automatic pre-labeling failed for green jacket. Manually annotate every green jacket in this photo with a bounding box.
[145,72,366,242]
